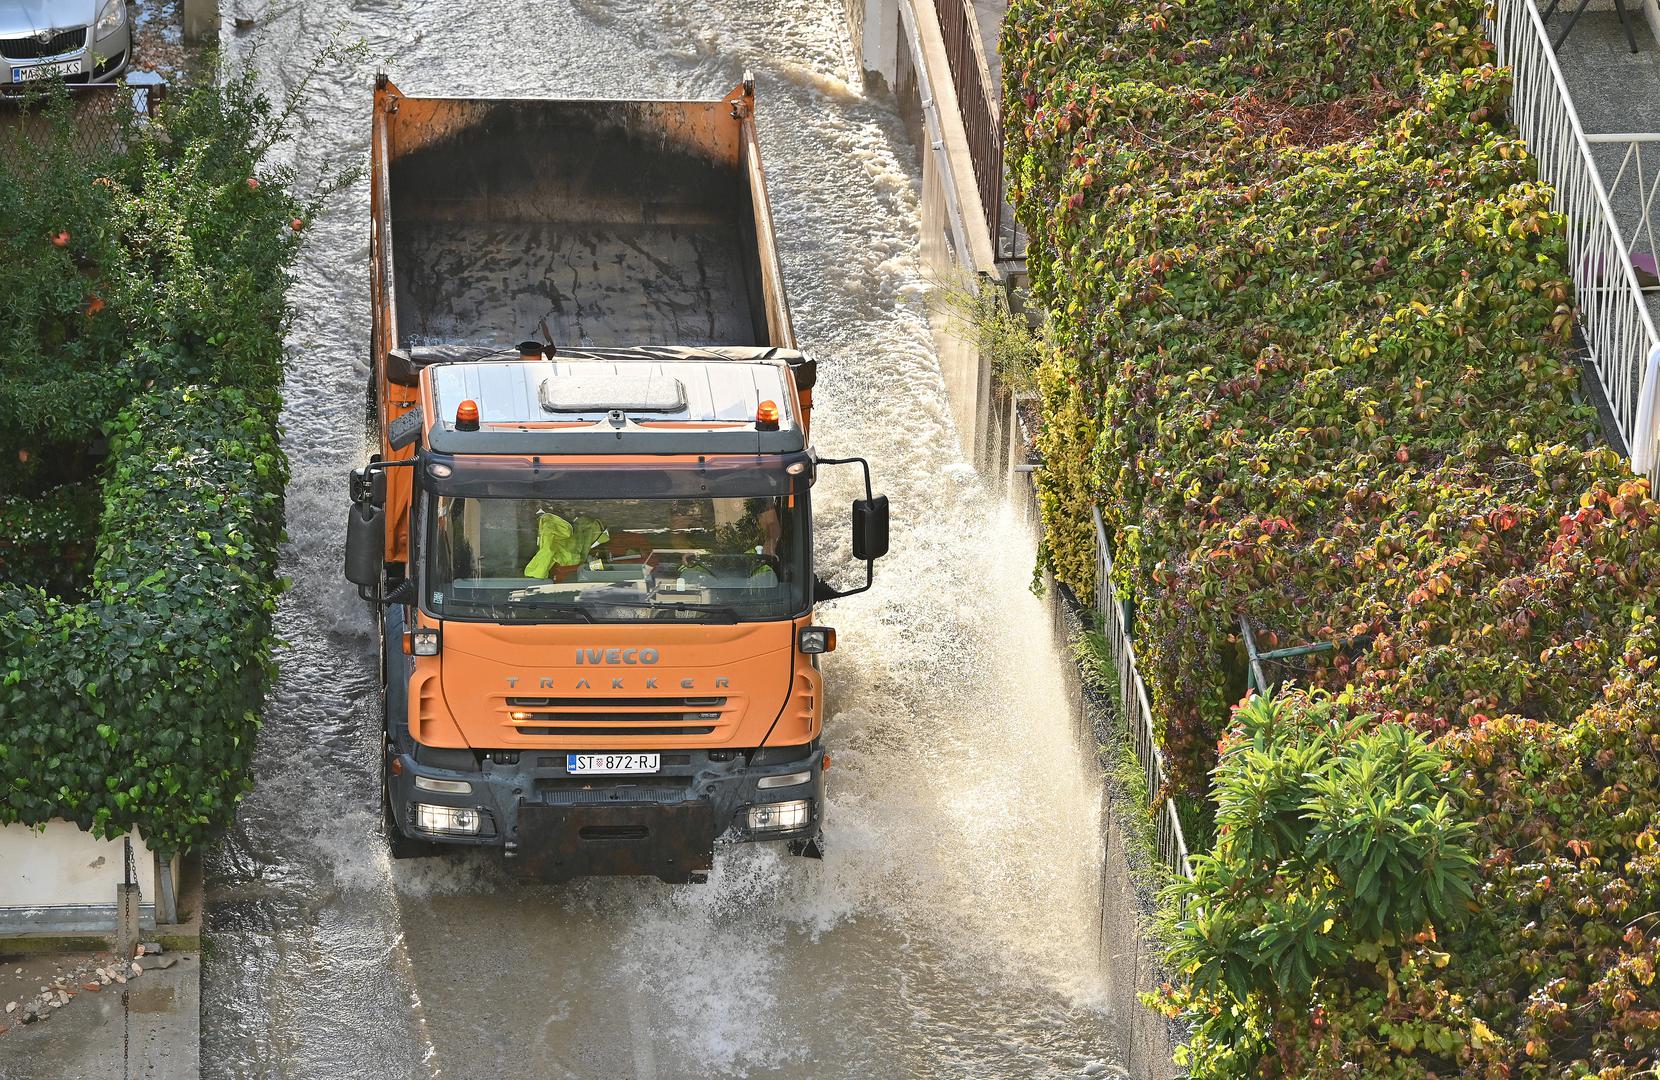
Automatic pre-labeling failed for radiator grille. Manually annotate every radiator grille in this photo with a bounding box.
[0,28,87,60]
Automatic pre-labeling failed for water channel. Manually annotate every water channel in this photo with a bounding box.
[202,1,1125,1075]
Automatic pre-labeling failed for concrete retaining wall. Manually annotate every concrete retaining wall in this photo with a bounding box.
[0,820,176,936]
[855,0,1002,472]
[1014,446,1188,1077]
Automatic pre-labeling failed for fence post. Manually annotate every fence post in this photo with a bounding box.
[182,0,218,43]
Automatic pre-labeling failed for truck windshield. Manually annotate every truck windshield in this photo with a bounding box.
[425,494,809,622]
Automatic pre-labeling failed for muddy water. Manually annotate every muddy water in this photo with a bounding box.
[202,1,1126,1076]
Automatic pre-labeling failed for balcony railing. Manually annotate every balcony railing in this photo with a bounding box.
[932,0,1009,259]
[1488,0,1660,481]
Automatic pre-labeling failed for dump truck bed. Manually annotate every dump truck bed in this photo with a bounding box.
[372,80,793,357]
[368,77,795,567]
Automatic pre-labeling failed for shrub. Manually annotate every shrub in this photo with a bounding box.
[0,49,355,852]
[1160,691,1478,1078]
[1007,0,1660,1074]
[0,387,287,855]
[1001,0,1660,801]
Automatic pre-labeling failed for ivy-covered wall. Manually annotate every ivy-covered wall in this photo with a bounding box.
[1002,0,1656,795]
[1004,0,1660,1073]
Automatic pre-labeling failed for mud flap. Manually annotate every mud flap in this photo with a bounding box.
[513,801,718,884]
[788,831,825,859]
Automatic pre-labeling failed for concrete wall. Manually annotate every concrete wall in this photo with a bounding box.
[856,0,1002,471]
[0,820,172,935]
[1010,474,1188,1077]
[920,155,993,468]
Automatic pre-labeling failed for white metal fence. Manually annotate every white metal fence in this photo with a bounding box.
[1090,507,1193,881]
[1488,0,1660,481]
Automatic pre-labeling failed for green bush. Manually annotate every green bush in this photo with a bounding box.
[1001,0,1660,799]
[1006,0,1660,1074]
[0,51,355,852]
[1159,691,1478,1076]
[0,387,286,855]
[0,67,329,458]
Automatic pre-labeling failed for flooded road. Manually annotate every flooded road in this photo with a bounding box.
[202,1,1124,1076]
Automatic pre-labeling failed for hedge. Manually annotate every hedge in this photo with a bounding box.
[0,388,287,854]
[1004,0,1660,1073]
[0,56,352,853]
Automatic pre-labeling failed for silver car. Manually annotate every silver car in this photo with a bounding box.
[0,0,132,88]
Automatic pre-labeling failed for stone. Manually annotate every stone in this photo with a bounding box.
[129,962,143,977]
[138,955,177,971]
[81,982,101,993]
[3,1002,12,1013]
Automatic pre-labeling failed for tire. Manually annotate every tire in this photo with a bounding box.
[382,748,443,861]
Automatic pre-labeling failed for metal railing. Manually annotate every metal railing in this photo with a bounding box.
[1091,506,1193,881]
[1589,134,1660,295]
[932,0,1006,258]
[1488,0,1660,481]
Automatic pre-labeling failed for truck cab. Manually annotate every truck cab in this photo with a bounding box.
[348,345,885,882]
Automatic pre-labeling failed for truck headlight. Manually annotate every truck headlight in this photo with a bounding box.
[412,803,482,835]
[95,0,126,40]
[747,799,811,833]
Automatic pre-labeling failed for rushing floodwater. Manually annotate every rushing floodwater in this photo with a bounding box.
[202,1,1125,1076]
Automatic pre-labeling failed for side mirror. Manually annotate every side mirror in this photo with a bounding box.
[852,496,889,562]
[345,500,386,588]
[349,466,387,509]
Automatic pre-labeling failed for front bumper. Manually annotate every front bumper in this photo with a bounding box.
[386,741,825,883]
[1,23,132,90]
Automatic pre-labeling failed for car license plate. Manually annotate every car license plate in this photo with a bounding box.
[12,60,79,84]
[567,753,660,775]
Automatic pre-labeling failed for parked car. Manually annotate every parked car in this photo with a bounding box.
[0,0,131,88]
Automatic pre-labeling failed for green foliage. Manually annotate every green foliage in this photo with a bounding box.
[932,277,1043,395]
[1432,644,1660,1074]
[0,387,287,855]
[1158,691,1479,1077]
[1003,0,1660,793]
[0,50,355,851]
[0,49,359,457]
[1008,0,1660,1075]
[0,483,100,595]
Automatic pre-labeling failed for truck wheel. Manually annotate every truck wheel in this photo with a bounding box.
[382,751,442,860]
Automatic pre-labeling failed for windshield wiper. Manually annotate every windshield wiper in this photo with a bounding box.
[583,596,743,622]
[494,598,594,622]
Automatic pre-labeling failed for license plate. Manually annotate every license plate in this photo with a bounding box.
[567,753,660,775]
[12,60,79,84]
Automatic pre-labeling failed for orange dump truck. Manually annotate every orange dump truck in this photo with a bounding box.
[343,76,888,883]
